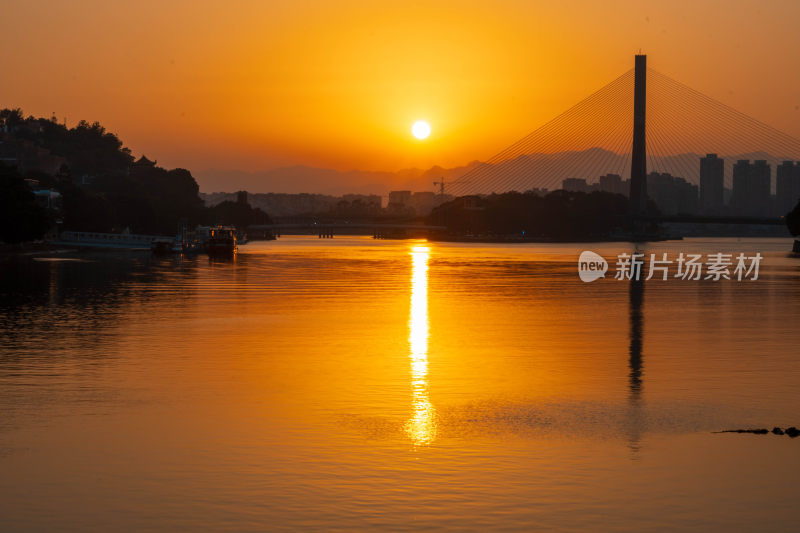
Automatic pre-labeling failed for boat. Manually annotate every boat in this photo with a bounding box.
[170,228,204,254]
[205,226,237,256]
[165,225,238,256]
[55,230,173,250]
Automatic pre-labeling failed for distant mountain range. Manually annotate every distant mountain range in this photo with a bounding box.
[194,163,482,196]
[194,148,796,196]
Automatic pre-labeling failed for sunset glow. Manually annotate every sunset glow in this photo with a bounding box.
[4,0,800,530]
[5,1,800,179]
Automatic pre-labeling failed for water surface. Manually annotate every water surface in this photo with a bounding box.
[1,236,799,531]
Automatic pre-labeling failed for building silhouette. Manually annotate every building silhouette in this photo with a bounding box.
[731,160,749,212]
[388,190,412,207]
[731,159,771,217]
[646,172,698,215]
[558,170,699,215]
[699,154,724,214]
[410,191,437,215]
[598,173,628,196]
[776,161,800,215]
[562,177,591,193]
[752,160,772,216]
[561,176,629,196]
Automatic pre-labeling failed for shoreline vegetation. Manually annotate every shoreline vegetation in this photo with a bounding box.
[0,108,270,247]
[425,190,657,242]
[2,107,799,250]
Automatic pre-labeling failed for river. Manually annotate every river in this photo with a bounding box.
[1,236,799,531]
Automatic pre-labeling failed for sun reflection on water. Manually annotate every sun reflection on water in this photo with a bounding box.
[405,245,437,445]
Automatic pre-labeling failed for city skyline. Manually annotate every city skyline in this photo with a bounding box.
[562,153,800,218]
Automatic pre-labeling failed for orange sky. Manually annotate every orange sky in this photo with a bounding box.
[4,0,800,174]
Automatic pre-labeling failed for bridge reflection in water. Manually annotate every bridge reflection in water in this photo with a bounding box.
[626,272,645,456]
[405,245,438,445]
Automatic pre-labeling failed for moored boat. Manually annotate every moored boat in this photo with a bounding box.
[170,228,204,254]
[205,226,237,256]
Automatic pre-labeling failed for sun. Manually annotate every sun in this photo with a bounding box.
[411,120,431,140]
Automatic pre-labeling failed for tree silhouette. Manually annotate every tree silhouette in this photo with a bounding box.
[0,163,50,243]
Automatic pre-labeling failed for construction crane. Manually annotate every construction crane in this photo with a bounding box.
[433,178,446,199]
[433,178,469,203]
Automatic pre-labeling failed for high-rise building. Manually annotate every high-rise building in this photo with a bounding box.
[731,160,750,213]
[646,172,698,215]
[732,160,771,217]
[699,154,724,213]
[776,161,800,215]
[752,160,771,216]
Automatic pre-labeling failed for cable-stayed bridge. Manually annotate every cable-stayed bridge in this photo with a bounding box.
[446,55,800,222]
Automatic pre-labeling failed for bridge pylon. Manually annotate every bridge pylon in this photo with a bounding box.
[629,54,648,215]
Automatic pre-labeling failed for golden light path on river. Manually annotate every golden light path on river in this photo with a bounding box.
[405,244,437,445]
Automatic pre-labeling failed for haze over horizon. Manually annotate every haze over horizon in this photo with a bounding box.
[195,148,798,195]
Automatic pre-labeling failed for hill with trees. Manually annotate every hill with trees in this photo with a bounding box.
[0,108,270,241]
